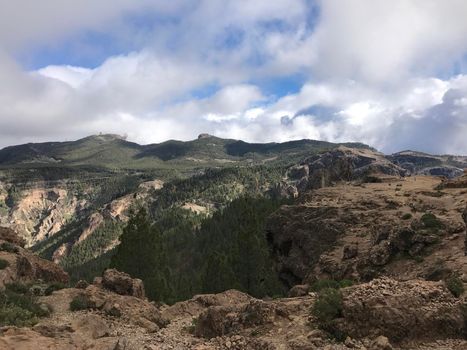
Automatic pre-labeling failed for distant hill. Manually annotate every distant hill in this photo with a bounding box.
[0,134,372,171]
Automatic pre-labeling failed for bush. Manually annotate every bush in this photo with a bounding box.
[421,213,444,230]
[5,282,29,294]
[311,280,340,292]
[311,279,353,292]
[446,276,465,298]
[312,288,343,324]
[44,282,67,296]
[4,291,49,318]
[0,242,19,253]
[0,305,37,327]
[70,294,95,311]
[401,213,412,220]
[0,286,49,326]
[0,259,9,269]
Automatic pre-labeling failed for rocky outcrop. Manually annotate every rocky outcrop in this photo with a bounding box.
[194,299,277,339]
[0,226,26,247]
[6,187,85,246]
[266,205,349,287]
[101,268,145,299]
[388,151,467,178]
[0,228,68,288]
[285,147,406,194]
[335,278,466,343]
[437,171,467,189]
[267,175,467,285]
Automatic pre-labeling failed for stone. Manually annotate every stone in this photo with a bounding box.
[288,284,310,297]
[370,336,393,350]
[102,269,145,299]
[343,244,358,260]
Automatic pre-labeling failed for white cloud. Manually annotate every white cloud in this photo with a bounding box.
[0,0,466,155]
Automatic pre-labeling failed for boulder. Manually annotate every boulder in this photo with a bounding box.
[194,299,276,339]
[288,284,310,297]
[335,278,465,343]
[101,269,145,299]
[370,336,393,350]
[342,244,358,260]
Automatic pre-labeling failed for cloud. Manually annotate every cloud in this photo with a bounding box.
[309,0,467,83]
[0,0,466,155]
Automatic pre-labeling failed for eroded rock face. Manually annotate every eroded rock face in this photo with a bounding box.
[336,278,465,342]
[7,187,85,246]
[0,226,26,247]
[194,299,279,339]
[284,147,406,194]
[102,269,145,299]
[0,229,68,288]
[267,176,467,285]
[266,205,356,287]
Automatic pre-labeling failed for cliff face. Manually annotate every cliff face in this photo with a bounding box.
[268,175,467,287]
[0,182,87,247]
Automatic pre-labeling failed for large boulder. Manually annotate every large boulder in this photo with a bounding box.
[194,299,277,339]
[101,269,145,299]
[335,278,465,343]
[0,230,68,288]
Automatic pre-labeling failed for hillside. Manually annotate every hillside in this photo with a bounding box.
[0,133,370,170]
[0,166,465,349]
[0,136,466,288]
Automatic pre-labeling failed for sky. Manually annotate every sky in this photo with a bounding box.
[1,0,467,154]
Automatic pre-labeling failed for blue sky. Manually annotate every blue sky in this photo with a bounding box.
[1,0,467,154]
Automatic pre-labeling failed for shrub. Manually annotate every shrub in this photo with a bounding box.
[311,279,353,292]
[70,294,95,311]
[401,213,412,220]
[312,288,343,323]
[338,280,354,288]
[0,259,9,270]
[311,288,345,340]
[0,286,49,326]
[421,213,444,230]
[0,242,19,253]
[311,280,340,292]
[4,291,49,318]
[44,282,67,296]
[0,305,37,327]
[446,276,465,298]
[5,282,29,294]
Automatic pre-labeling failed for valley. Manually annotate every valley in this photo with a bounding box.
[0,134,466,349]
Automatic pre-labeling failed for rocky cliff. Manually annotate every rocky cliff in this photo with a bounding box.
[267,175,467,287]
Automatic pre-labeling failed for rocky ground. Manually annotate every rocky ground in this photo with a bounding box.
[0,227,466,350]
[268,173,467,287]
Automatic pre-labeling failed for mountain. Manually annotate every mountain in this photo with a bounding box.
[0,148,466,349]
[0,133,370,170]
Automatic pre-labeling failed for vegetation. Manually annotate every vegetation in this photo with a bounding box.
[311,279,353,292]
[70,294,95,311]
[421,213,444,231]
[111,197,286,304]
[0,258,9,269]
[401,213,412,220]
[0,283,50,327]
[44,282,67,296]
[446,275,465,297]
[311,288,345,340]
[60,221,123,271]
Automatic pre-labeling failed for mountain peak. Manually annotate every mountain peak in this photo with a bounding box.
[197,133,214,139]
[82,134,127,142]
